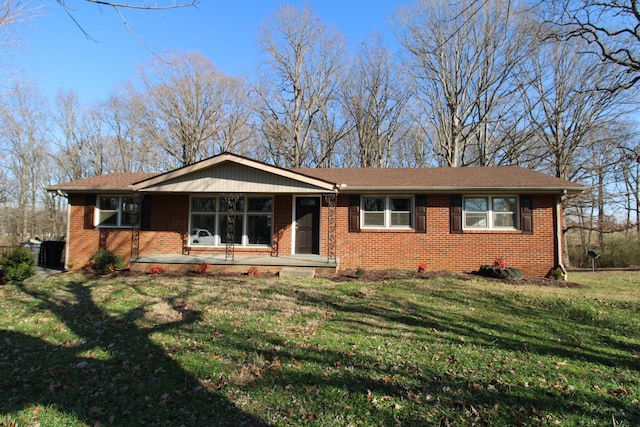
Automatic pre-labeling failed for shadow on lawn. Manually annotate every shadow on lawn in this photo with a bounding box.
[286,287,640,425]
[0,281,266,426]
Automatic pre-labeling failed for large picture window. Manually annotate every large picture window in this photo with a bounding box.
[463,196,517,229]
[362,196,412,229]
[97,196,137,227]
[189,196,273,246]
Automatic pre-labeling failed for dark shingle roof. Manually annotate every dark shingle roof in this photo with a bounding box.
[48,172,158,192]
[293,165,585,193]
[48,163,585,194]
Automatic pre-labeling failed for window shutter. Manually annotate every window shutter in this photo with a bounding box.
[415,195,427,232]
[84,195,96,229]
[140,195,152,230]
[520,195,533,234]
[450,195,463,234]
[349,195,360,232]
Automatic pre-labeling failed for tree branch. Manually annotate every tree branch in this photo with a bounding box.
[81,1,198,10]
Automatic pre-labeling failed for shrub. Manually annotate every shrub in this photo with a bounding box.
[493,257,507,269]
[417,262,427,272]
[247,266,260,277]
[148,265,164,275]
[0,246,35,284]
[355,267,366,278]
[548,267,565,280]
[195,263,209,274]
[91,249,124,275]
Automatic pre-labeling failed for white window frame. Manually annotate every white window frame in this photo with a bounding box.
[463,196,518,230]
[361,196,413,229]
[96,195,137,228]
[188,196,273,247]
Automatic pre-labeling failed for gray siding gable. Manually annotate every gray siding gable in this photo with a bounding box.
[140,162,331,193]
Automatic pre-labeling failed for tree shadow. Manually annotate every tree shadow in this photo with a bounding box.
[284,286,640,424]
[0,280,266,426]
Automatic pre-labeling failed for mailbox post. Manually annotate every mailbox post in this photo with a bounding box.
[587,250,600,273]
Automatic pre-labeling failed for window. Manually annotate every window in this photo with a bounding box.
[463,196,517,229]
[189,196,273,246]
[97,196,137,227]
[362,196,412,228]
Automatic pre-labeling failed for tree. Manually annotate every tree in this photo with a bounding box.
[135,52,245,168]
[0,85,52,242]
[51,90,93,181]
[56,0,197,45]
[542,0,640,89]
[341,34,409,167]
[395,0,524,167]
[516,35,630,181]
[254,4,346,168]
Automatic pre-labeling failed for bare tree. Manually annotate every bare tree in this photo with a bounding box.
[135,52,243,168]
[254,4,346,168]
[0,84,52,241]
[50,90,94,181]
[56,0,197,47]
[309,98,350,168]
[341,33,409,167]
[395,0,524,167]
[516,35,630,181]
[541,0,640,89]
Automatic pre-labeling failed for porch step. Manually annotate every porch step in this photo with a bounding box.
[279,267,316,278]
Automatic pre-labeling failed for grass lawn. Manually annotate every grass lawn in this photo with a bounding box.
[1,270,639,426]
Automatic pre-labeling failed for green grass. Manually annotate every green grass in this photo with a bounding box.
[1,271,639,426]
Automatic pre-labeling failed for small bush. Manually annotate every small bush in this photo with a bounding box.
[493,257,507,269]
[247,266,260,277]
[548,267,565,280]
[148,265,164,275]
[0,246,35,284]
[195,263,209,274]
[355,267,366,278]
[91,249,124,275]
[417,262,427,273]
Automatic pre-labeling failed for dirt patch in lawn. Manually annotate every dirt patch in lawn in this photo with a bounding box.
[331,269,587,288]
[82,267,586,288]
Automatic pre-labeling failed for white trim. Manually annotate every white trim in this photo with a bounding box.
[95,195,136,229]
[187,195,274,248]
[360,195,414,230]
[462,195,519,231]
[64,200,71,270]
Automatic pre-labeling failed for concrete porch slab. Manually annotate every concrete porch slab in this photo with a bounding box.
[130,254,338,277]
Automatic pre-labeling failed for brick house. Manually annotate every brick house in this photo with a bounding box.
[48,152,585,277]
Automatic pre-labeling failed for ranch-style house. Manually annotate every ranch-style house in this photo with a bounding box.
[47,152,585,277]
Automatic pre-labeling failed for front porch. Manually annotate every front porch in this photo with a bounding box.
[130,254,339,277]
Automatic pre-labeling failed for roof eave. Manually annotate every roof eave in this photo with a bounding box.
[131,153,337,192]
[339,186,587,194]
[47,186,136,194]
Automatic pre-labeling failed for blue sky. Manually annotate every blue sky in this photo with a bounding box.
[12,1,407,103]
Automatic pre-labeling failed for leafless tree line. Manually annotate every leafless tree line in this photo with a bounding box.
[0,0,640,266]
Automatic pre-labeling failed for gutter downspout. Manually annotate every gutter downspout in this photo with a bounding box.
[556,191,567,281]
[55,190,71,271]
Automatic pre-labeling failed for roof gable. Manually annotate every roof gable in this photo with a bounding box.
[132,153,336,193]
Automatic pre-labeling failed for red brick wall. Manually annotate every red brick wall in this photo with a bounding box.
[329,194,558,277]
[67,192,560,276]
[66,194,137,269]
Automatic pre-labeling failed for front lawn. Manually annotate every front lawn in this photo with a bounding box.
[1,271,639,426]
